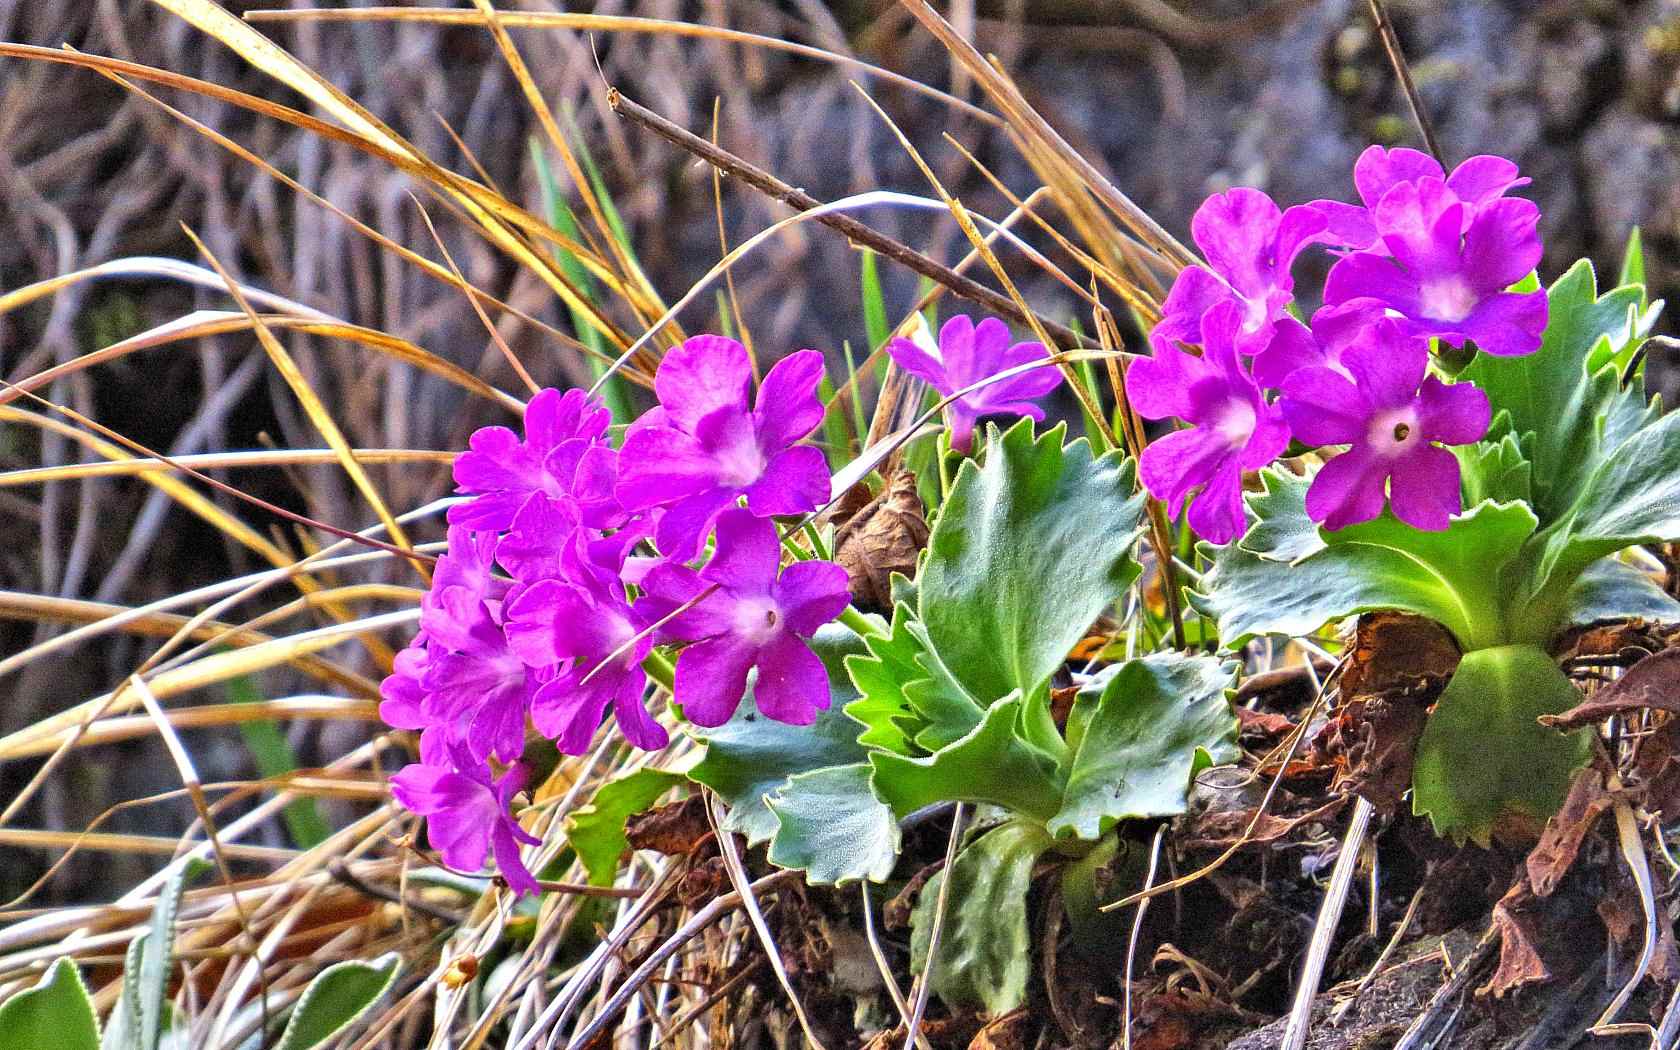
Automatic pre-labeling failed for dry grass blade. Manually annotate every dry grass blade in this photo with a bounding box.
[0,609,419,761]
[706,794,829,1050]
[2,448,454,488]
[181,225,424,577]
[1,309,520,413]
[607,90,1090,350]
[896,0,1195,271]
[0,256,329,320]
[1281,798,1374,1050]
[3,697,381,761]
[243,7,1000,125]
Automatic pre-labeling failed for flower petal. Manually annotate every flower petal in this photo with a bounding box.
[774,559,852,636]
[1416,376,1491,446]
[1460,197,1543,293]
[745,445,830,516]
[653,488,739,562]
[1280,367,1370,446]
[704,510,780,594]
[1459,290,1548,358]
[1185,458,1247,544]
[1353,145,1443,210]
[655,335,754,434]
[1339,324,1428,409]
[1308,448,1390,531]
[615,427,721,511]
[1191,187,1283,298]
[1446,155,1527,207]
[888,336,951,393]
[1323,251,1422,313]
[1389,444,1462,531]
[753,349,827,450]
[752,633,831,725]
[673,635,757,727]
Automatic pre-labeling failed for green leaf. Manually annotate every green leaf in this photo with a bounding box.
[276,953,401,1050]
[1560,558,1680,627]
[1198,492,1537,650]
[919,419,1145,704]
[765,764,900,884]
[1235,468,1321,563]
[860,249,890,351]
[565,769,685,886]
[1453,432,1533,509]
[224,669,329,848]
[1520,409,1680,640]
[843,604,983,756]
[910,820,1051,1015]
[869,694,1066,823]
[103,932,145,1050]
[1620,226,1646,293]
[0,959,100,1050]
[1412,644,1592,844]
[1460,259,1657,521]
[1048,653,1238,841]
[689,623,870,843]
[120,858,206,1050]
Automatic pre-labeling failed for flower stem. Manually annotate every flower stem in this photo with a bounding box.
[839,604,886,639]
[642,650,676,692]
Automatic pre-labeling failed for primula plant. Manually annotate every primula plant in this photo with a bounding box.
[376,143,1676,1013]
[12,4,1680,1046]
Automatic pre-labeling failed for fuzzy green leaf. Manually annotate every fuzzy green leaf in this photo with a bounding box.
[1412,644,1593,844]
[1453,432,1533,509]
[0,959,99,1050]
[689,623,870,843]
[910,820,1051,1015]
[1235,468,1321,563]
[843,604,984,756]
[566,769,685,886]
[1048,653,1239,840]
[1461,259,1659,522]
[1198,491,1537,650]
[1561,558,1680,627]
[276,953,401,1050]
[869,694,1066,823]
[919,420,1145,704]
[765,764,900,884]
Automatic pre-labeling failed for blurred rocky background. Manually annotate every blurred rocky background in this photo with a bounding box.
[3,0,1678,897]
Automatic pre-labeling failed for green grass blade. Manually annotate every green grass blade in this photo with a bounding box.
[224,671,330,848]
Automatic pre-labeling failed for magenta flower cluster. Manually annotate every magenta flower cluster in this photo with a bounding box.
[1127,146,1545,542]
[381,336,854,893]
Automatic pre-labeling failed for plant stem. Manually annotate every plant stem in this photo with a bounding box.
[642,650,676,692]
[840,604,885,639]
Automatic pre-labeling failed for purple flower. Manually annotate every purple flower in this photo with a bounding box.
[615,336,830,561]
[416,599,542,765]
[1128,300,1291,544]
[503,557,668,755]
[1280,318,1491,531]
[1323,176,1547,357]
[450,387,616,531]
[1250,301,1399,389]
[390,748,541,896]
[1151,188,1333,359]
[887,315,1063,453]
[1309,146,1530,250]
[639,510,850,727]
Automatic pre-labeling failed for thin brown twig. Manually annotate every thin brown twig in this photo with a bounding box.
[607,88,1090,350]
[1365,0,1444,165]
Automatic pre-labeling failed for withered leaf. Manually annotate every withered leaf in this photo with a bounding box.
[1526,764,1611,898]
[1543,647,1680,729]
[828,470,931,612]
[1481,878,1552,998]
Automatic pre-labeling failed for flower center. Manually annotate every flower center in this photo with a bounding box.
[1214,398,1258,447]
[731,595,783,646]
[1420,277,1478,323]
[1369,408,1421,456]
[714,424,768,488]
